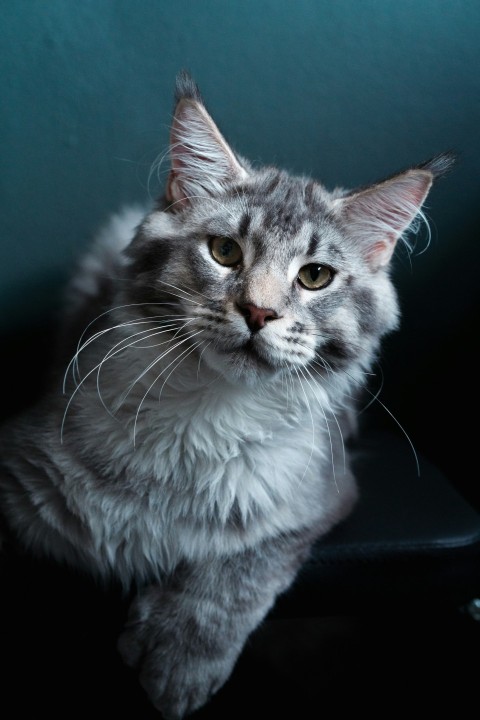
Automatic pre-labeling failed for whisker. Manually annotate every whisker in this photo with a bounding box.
[156,286,203,307]
[70,317,189,390]
[293,367,315,486]
[95,322,191,417]
[357,362,385,414]
[64,304,189,390]
[157,339,206,405]
[305,356,413,475]
[347,376,421,477]
[118,327,203,407]
[61,322,188,438]
[297,365,338,490]
[132,332,204,445]
[147,141,172,199]
[196,341,212,380]
[158,280,215,303]
[303,365,346,480]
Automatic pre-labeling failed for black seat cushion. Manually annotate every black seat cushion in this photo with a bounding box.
[274,430,480,617]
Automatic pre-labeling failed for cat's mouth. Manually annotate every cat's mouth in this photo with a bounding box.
[233,337,276,370]
[202,334,281,384]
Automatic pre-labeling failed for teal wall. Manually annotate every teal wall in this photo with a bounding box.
[1,1,479,500]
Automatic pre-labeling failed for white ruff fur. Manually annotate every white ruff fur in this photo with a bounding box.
[56,316,357,585]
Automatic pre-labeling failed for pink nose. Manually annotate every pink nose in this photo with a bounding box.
[236,302,278,332]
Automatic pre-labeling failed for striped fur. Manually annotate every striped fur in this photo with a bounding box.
[0,72,453,718]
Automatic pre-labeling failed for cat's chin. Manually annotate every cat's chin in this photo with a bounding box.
[200,342,283,387]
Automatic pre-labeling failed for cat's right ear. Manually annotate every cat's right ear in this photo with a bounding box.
[166,72,249,209]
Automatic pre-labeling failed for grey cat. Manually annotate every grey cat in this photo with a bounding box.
[0,72,453,718]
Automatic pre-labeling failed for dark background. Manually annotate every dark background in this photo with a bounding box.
[1,2,479,717]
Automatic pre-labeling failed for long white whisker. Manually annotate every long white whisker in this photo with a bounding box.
[158,287,203,307]
[147,140,171,199]
[118,327,203,407]
[293,367,315,486]
[168,318,197,343]
[132,332,204,445]
[158,280,215,303]
[61,357,110,442]
[282,362,295,411]
[357,363,385,414]
[157,339,205,405]
[73,300,186,352]
[196,341,211,380]
[61,321,190,439]
[355,382,421,477]
[303,365,346,479]
[297,365,338,490]
[64,307,187,391]
[95,322,189,417]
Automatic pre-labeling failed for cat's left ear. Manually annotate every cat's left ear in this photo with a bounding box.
[166,72,249,208]
[334,153,455,270]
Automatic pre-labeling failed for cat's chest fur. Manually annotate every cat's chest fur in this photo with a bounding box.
[61,361,354,582]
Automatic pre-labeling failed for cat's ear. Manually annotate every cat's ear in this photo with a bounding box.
[166,72,249,208]
[334,153,455,270]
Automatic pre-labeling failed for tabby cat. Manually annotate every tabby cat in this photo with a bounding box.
[0,72,453,718]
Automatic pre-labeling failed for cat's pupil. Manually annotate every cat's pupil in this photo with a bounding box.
[210,236,243,267]
[309,265,321,281]
[220,240,233,257]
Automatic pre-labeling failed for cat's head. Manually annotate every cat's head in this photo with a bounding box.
[124,71,454,387]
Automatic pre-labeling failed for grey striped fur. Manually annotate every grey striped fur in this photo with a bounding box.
[0,72,453,718]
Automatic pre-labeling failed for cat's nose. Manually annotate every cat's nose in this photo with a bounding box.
[236,302,279,332]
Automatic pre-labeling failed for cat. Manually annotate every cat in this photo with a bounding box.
[0,71,454,718]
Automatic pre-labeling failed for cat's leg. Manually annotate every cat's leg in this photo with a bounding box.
[117,529,315,719]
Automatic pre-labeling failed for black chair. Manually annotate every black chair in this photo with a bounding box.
[277,429,480,618]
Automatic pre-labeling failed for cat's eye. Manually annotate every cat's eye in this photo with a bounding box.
[209,237,243,267]
[297,264,333,290]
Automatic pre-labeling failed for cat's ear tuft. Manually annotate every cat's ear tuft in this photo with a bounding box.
[416,150,457,179]
[335,155,454,270]
[174,70,204,104]
[166,72,249,209]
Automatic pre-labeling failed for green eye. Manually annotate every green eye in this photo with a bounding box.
[298,264,333,290]
[209,237,243,267]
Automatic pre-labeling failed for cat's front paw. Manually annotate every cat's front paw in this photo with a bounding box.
[117,589,238,718]
[137,644,235,719]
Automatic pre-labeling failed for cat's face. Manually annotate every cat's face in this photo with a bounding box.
[125,170,398,386]
[122,72,451,388]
